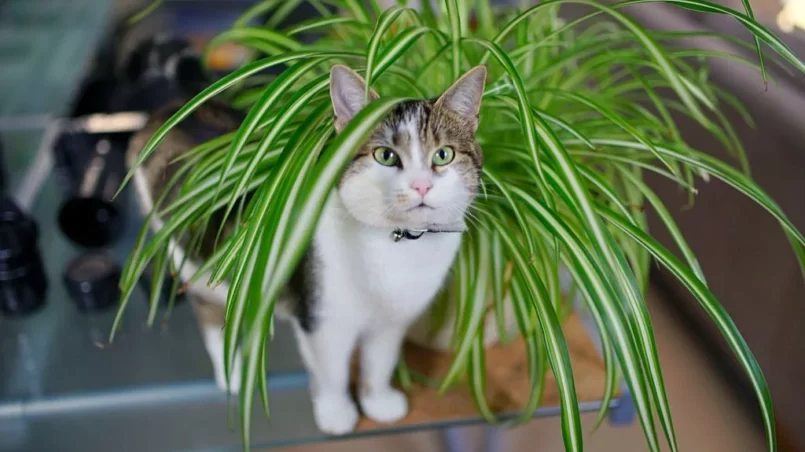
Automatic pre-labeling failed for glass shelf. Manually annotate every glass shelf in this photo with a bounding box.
[0,167,623,452]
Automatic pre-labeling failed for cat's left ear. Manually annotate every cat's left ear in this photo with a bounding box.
[435,65,487,131]
[330,65,379,133]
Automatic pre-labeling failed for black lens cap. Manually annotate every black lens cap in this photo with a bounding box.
[64,253,121,312]
[58,198,122,248]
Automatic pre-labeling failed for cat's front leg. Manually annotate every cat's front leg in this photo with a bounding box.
[200,323,243,394]
[300,320,361,435]
[190,296,243,394]
[358,325,409,424]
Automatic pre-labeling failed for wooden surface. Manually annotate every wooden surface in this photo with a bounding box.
[356,312,612,430]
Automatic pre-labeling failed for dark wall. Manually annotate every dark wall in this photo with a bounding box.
[640,37,805,452]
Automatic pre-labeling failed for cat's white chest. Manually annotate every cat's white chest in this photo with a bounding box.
[359,230,459,318]
[314,195,461,325]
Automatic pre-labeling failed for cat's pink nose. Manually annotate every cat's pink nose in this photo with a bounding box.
[411,180,432,197]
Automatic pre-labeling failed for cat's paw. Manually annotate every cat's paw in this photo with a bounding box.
[359,388,408,424]
[313,394,359,435]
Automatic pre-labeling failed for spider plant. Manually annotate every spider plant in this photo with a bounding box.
[115,0,805,450]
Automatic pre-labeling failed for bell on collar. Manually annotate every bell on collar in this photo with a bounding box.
[391,229,426,242]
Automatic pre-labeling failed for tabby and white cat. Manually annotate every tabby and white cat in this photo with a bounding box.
[127,64,486,434]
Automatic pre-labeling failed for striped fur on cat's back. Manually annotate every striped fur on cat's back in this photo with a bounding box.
[126,100,244,303]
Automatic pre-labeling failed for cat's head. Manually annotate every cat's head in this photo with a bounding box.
[330,65,486,230]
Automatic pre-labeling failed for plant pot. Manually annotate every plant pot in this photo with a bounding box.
[405,281,519,351]
[406,267,581,351]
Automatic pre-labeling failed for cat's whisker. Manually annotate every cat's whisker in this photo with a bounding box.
[438,203,483,231]
[461,211,484,230]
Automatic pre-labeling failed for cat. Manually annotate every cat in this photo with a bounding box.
[126,98,249,393]
[127,64,487,435]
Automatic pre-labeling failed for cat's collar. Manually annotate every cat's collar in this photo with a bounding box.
[390,225,467,242]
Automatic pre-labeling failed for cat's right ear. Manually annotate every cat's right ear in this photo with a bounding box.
[330,65,379,133]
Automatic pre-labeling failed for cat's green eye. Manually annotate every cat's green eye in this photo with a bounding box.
[373,147,399,166]
[432,146,455,166]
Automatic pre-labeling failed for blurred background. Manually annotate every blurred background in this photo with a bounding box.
[0,0,803,451]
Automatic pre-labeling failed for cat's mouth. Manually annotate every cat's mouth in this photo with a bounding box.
[407,203,435,211]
